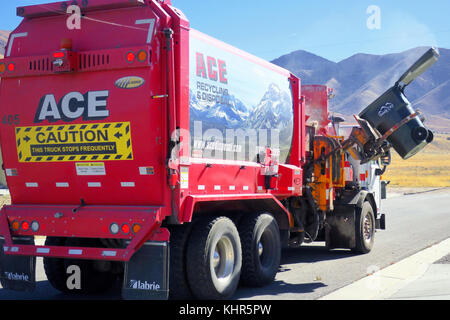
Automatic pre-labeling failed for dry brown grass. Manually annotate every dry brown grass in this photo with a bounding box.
[384,133,450,187]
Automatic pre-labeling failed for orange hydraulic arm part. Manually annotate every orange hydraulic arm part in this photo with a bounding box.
[310,136,345,212]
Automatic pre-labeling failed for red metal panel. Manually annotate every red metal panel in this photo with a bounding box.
[302,85,330,135]
[0,206,169,261]
[17,0,147,18]
[2,205,166,239]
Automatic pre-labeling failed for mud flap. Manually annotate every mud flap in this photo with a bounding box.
[0,237,36,292]
[325,205,356,249]
[122,241,169,300]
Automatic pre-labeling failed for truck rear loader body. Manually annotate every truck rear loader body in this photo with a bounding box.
[0,0,438,299]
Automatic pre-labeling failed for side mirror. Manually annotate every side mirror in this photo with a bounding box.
[380,150,391,166]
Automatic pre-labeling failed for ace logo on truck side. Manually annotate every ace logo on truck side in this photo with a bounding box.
[34,90,110,123]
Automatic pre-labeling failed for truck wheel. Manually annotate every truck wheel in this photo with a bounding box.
[238,212,281,287]
[43,237,72,293]
[168,223,194,300]
[354,202,375,254]
[186,216,242,300]
[43,237,118,294]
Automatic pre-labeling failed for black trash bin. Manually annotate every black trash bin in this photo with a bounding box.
[358,86,431,159]
[358,47,439,160]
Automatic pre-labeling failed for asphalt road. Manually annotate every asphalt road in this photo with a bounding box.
[0,188,449,300]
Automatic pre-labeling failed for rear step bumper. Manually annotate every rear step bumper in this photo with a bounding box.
[0,204,169,261]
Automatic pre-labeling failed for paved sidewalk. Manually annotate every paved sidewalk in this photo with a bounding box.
[387,253,450,300]
[320,237,450,300]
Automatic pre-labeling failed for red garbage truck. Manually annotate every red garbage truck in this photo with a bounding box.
[0,0,437,300]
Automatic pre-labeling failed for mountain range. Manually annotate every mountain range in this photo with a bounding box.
[272,47,450,132]
[189,82,293,133]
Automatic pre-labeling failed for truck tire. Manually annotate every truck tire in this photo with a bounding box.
[354,201,375,254]
[43,237,71,293]
[186,216,242,300]
[43,237,118,294]
[238,212,281,287]
[168,223,194,300]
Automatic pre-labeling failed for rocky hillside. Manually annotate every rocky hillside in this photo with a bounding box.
[272,47,450,132]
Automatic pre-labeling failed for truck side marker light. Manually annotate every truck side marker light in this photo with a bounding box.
[26,182,38,187]
[88,182,101,187]
[7,63,15,72]
[198,185,205,190]
[56,182,69,187]
[68,249,83,255]
[36,247,50,254]
[151,94,168,99]
[0,63,5,73]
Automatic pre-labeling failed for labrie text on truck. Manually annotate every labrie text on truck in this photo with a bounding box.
[0,0,439,300]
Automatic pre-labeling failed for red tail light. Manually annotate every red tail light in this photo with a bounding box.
[126,51,135,63]
[21,221,30,231]
[53,52,65,58]
[121,223,130,234]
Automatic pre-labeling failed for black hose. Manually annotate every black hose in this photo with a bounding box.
[304,185,320,243]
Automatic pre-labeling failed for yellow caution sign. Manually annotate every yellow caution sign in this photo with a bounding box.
[15,122,133,162]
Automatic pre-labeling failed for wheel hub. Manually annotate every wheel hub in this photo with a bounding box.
[212,236,235,281]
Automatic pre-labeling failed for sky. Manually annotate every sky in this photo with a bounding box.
[1,0,449,62]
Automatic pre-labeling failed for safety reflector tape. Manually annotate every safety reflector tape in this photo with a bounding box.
[121,182,135,187]
[198,185,205,190]
[15,121,133,163]
[102,250,117,257]
[36,247,50,254]
[56,182,69,187]
[88,182,101,187]
[26,182,38,188]
[214,185,221,191]
[68,249,82,255]
[243,186,249,191]
[229,186,235,191]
